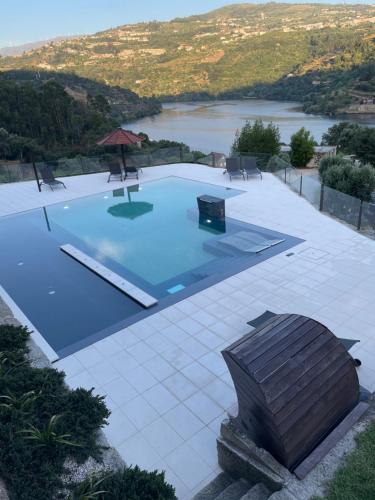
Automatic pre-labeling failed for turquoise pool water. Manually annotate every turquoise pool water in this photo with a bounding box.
[45,177,241,286]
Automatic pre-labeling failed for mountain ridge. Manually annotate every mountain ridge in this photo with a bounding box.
[1,3,375,114]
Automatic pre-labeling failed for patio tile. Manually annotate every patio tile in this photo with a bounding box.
[203,378,236,410]
[199,352,228,377]
[197,329,225,349]
[179,336,209,359]
[143,354,176,381]
[161,324,190,344]
[164,403,205,440]
[118,434,161,470]
[55,355,84,378]
[162,346,194,370]
[153,461,190,500]
[74,345,104,369]
[66,370,97,391]
[193,310,217,327]
[101,377,138,406]
[160,306,186,323]
[126,341,155,363]
[87,359,121,387]
[109,350,140,374]
[105,408,137,447]
[181,361,216,388]
[121,365,158,393]
[165,443,213,490]
[176,317,204,335]
[111,329,140,349]
[163,372,198,401]
[145,332,173,354]
[94,336,121,357]
[184,391,223,424]
[142,418,183,457]
[143,384,179,415]
[175,300,201,315]
[121,395,159,430]
[187,427,219,468]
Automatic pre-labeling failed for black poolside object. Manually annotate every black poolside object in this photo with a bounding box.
[197,195,225,219]
[39,166,66,191]
[223,313,361,471]
[124,165,139,180]
[225,158,245,181]
[241,156,262,180]
[107,159,123,182]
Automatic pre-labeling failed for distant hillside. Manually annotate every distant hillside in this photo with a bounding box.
[2,3,375,114]
[0,70,161,122]
[0,36,76,56]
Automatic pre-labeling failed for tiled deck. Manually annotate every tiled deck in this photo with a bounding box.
[1,164,375,499]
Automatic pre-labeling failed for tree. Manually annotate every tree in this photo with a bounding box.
[290,127,315,167]
[232,119,280,155]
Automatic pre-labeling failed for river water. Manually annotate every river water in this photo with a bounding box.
[126,99,375,154]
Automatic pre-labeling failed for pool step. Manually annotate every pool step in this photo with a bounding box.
[60,244,158,308]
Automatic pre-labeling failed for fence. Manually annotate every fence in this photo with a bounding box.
[0,146,190,186]
[1,148,375,236]
[272,156,375,236]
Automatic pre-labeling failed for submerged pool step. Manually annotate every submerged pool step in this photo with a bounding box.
[60,244,158,308]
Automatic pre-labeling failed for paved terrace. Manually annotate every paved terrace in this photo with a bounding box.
[1,164,375,499]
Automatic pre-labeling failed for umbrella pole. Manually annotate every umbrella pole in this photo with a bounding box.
[121,144,127,172]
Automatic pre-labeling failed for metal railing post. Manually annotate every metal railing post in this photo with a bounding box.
[284,167,287,183]
[212,153,216,168]
[179,145,183,163]
[357,200,363,231]
[319,183,325,212]
[32,159,41,192]
[299,174,303,196]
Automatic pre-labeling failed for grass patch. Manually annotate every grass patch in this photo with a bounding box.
[320,419,375,500]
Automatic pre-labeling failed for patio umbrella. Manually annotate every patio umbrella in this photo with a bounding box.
[107,201,153,220]
[97,128,145,169]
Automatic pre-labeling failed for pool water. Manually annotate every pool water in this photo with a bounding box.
[0,177,302,357]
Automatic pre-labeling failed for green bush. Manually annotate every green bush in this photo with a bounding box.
[318,155,352,179]
[322,163,375,201]
[70,467,176,500]
[290,127,315,168]
[0,325,110,500]
[232,119,280,156]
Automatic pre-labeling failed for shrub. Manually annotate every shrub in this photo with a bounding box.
[232,119,280,156]
[318,155,352,179]
[0,325,110,500]
[70,467,177,500]
[322,163,375,201]
[290,127,315,168]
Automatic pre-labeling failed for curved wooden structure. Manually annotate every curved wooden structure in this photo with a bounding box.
[222,313,359,470]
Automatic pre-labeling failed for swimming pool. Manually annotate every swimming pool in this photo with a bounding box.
[0,177,302,357]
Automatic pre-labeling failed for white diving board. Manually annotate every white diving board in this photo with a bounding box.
[60,244,158,308]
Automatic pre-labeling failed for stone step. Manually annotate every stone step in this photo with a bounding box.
[240,483,271,500]
[215,479,251,500]
[193,472,234,500]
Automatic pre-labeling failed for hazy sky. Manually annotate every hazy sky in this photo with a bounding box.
[1,0,374,47]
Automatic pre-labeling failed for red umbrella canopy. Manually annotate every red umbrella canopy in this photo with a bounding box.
[97,128,145,146]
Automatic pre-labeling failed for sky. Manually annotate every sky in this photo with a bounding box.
[1,0,374,48]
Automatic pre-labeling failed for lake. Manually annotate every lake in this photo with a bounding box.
[126,99,375,154]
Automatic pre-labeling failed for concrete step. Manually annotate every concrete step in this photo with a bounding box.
[193,472,234,500]
[240,483,271,500]
[215,479,251,500]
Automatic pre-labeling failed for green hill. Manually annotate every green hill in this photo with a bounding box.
[1,3,375,114]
